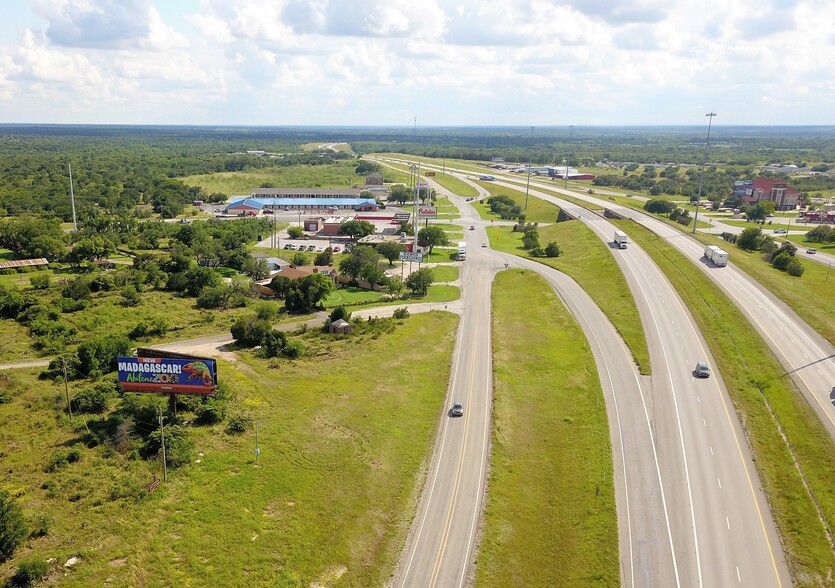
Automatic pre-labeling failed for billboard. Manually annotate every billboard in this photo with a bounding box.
[417,206,437,220]
[117,356,217,395]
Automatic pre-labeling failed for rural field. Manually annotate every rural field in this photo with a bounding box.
[0,312,458,587]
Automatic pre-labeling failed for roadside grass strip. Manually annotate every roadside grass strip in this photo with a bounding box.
[477,270,618,586]
[621,220,835,585]
[472,181,560,223]
[429,264,460,283]
[698,233,835,346]
[431,173,479,198]
[486,221,651,375]
[0,312,458,586]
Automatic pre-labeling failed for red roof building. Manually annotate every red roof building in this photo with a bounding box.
[742,178,799,211]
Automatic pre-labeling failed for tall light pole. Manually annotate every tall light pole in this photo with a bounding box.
[564,124,573,190]
[524,126,534,210]
[410,163,420,251]
[692,112,717,235]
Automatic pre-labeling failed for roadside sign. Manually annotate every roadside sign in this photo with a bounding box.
[398,251,424,263]
[425,171,436,177]
[417,206,437,220]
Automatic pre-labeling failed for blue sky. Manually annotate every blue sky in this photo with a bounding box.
[0,0,833,126]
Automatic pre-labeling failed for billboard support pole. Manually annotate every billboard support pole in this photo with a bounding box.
[159,411,168,483]
[255,421,260,464]
[61,356,73,421]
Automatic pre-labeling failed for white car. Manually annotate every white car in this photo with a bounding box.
[481,242,487,248]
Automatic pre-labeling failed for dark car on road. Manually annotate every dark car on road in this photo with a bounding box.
[694,362,711,378]
[451,401,464,417]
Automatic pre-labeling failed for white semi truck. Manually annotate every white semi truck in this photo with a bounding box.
[705,245,728,267]
[613,230,628,249]
[457,242,467,261]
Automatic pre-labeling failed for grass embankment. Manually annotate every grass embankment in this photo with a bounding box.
[477,270,617,586]
[620,220,835,585]
[428,264,459,283]
[698,233,835,345]
[0,312,459,586]
[486,221,651,374]
[471,181,559,224]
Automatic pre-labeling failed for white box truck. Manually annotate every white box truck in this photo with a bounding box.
[614,230,628,249]
[457,242,467,261]
[705,245,728,267]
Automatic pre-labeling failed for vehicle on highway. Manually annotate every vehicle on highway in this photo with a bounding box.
[614,230,628,249]
[694,362,711,378]
[774,229,787,234]
[469,225,475,230]
[451,401,464,417]
[807,248,817,254]
[705,245,729,267]
[479,175,496,181]
[466,197,474,201]
[481,242,487,247]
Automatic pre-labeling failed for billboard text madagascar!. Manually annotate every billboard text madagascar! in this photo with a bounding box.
[117,357,217,395]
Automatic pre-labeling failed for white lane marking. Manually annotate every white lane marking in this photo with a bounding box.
[718,478,722,489]
[726,516,731,530]
[703,418,707,428]
[710,446,714,456]
[697,396,701,404]
[737,566,741,582]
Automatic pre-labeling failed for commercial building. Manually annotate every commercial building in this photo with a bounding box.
[224,197,379,213]
[734,178,800,211]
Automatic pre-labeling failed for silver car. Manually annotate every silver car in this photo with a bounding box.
[451,402,464,417]
[694,362,711,378]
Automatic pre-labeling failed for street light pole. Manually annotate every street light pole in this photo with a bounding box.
[564,124,573,190]
[524,126,534,210]
[692,112,717,235]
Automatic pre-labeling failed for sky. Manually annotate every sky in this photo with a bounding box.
[0,0,833,127]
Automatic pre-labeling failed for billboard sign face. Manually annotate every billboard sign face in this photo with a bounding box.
[417,206,437,220]
[117,357,217,395]
[398,251,424,262]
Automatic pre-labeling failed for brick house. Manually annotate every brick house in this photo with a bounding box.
[735,178,799,211]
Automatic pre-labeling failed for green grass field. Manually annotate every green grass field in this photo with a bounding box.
[621,220,835,584]
[430,172,479,198]
[477,270,617,586]
[0,312,459,586]
[325,286,383,307]
[471,181,559,223]
[428,265,459,283]
[486,221,651,374]
[181,161,365,196]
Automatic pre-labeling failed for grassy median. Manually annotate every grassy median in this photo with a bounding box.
[620,220,835,585]
[476,269,617,586]
[486,220,651,375]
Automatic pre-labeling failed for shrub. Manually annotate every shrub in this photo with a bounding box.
[196,398,227,425]
[231,315,273,347]
[329,306,351,322]
[45,448,81,472]
[72,383,112,413]
[786,258,805,276]
[282,339,305,359]
[544,242,560,257]
[392,307,410,319]
[0,490,27,563]
[55,297,89,313]
[145,424,193,468]
[29,274,51,290]
[254,301,281,321]
[226,414,253,434]
[529,247,545,257]
[11,558,48,587]
[121,285,141,307]
[260,330,287,358]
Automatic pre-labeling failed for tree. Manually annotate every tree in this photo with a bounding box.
[184,266,219,297]
[405,267,433,296]
[314,248,333,266]
[355,161,381,175]
[388,185,411,205]
[287,226,304,239]
[291,252,308,266]
[69,236,115,264]
[644,199,676,214]
[385,275,406,296]
[269,275,293,298]
[417,225,448,254]
[285,273,335,313]
[329,306,351,322]
[339,220,375,240]
[0,489,27,563]
[737,226,764,251]
[243,256,270,280]
[76,334,131,377]
[377,241,404,265]
[338,246,380,280]
[231,315,273,347]
[805,224,832,243]
[544,242,560,257]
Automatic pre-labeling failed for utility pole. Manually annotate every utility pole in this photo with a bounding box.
[255,420,260,463]
[159,411,167,482]
[693,112,717,235]
[524,126,534,210]
[61,356,72,421]
[68,163,78,233]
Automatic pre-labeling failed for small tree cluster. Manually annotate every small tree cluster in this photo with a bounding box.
[487,195,523,220]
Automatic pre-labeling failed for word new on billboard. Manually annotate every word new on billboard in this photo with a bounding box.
[417,206,437,220]
[117,356,217,395]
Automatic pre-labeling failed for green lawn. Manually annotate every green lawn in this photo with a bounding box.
[343,284,460,312]
[429,265,459,283]
[621,220,835,585]
[0,312,459,586]
[486,221,651,374]
[430,172,479,198]
[477,270,617,586]
[473,181,559,223]
[698,233,835,345]
[325,286,383,307]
